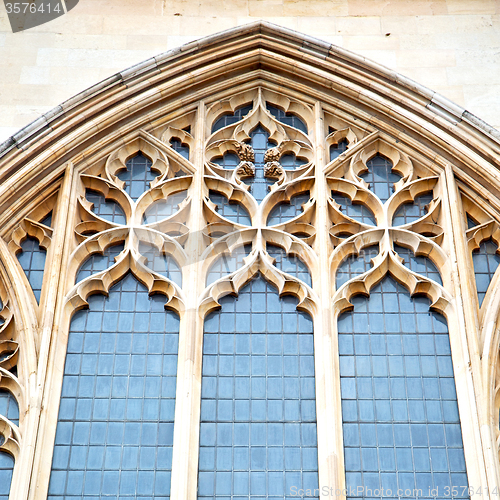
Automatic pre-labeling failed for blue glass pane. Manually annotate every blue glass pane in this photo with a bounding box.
[0,452,14,500]
[86,190,127,225]
[267,245,312,287]
[117,153,158,202]
[139,243,182,287]
[332,194,376,226]
[206,245,252,286]
[48,274,179,499]
[212,105,253,133]
[466,215,477,230]
[394,245,442,286]
[360,155,401,204]
[76,244,125,283]
[266,104,308,134]
[472,239,500,306]
[209,191,252,226]
[170,138,190,160]
[330,139,348,162]
[339,277,468,500]
[17,236,46,303]
[142,191,188,224]
[41,211,53,227]
[280,153,306,170]
[392,194,433,226]
[267,193,310,226]
[336,246,379,289]
[198,277,318,499]
[212,153,240,170]
[0,390,19,426]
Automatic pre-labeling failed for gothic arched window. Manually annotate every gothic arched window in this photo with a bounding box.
[0,22,498,500]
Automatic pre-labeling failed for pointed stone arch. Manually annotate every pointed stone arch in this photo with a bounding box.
[0,20,499,500]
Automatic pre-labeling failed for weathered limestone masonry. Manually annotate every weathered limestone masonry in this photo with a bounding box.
[1,0,500,142]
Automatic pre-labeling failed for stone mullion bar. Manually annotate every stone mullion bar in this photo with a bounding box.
[442,165,493,496]
[313,101,343,496]
[28,163,80,500]
[170,100,206,500]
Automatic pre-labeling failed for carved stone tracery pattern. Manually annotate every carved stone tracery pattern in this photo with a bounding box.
[0,23,499,499]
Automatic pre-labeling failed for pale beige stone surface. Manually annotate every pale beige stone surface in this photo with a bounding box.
[1,0,500,141]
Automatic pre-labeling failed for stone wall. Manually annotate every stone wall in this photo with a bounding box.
[1,0,500,142]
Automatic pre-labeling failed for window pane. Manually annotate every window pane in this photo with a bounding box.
[198,277,319,499]
[48,273,179,499]
[472,239,500,306]
[17,236,46,302]
[339,277,468,500]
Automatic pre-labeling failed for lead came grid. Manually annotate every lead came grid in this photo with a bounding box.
[212,105,253,133]
[76,244,125,283]
[472,239,500,306]
[209,191,252,226]
[266,193,310,226]
[0,389,18,498]
[142,190,188,224]
[48,274,179,499]
[266,105,308,134]
[0,451,13,500]
[206,245,253,286]
[336,246,379,289]
[17,236,46,302]
[198,277,319,499]
[117,153,158,202]
[338,277,468,500]
[267,245,312,287]
[360,155,401,204]
[86,190,127,225]
[393,245,442,286]
[331,193,376,226]
[392,194,433,226]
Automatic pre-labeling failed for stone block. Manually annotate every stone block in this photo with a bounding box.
[336,16,381,35]
[347,0,447,16]
[446,0,496,14]
[19,66,51,85]
[343,34,400,51]
[397,49,456,68]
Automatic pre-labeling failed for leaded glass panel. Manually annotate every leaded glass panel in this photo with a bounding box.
[198,277,319,499]
[339,277,468,500]
[267,245,312,287]
[169,138,189,160]
[138,243,182,287]
[76,244,125,283]
[267,193,310,226]
[472,239,500,306]
[360,155,401,203]
[266,104,308,134]
[393,245,442,286]
[330,139,348,162]
[336,246,379,289]
[0,452,14,500]
[332,194,376,226]
[17,236,46,302]
[86,190,127,225]
[209,191,252,226]
[117,153,158,202]
[212,105,253,133]
[48,273,179,499]
[206,245,252,286]
[142,190,188,224]
[392,194,433,226]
